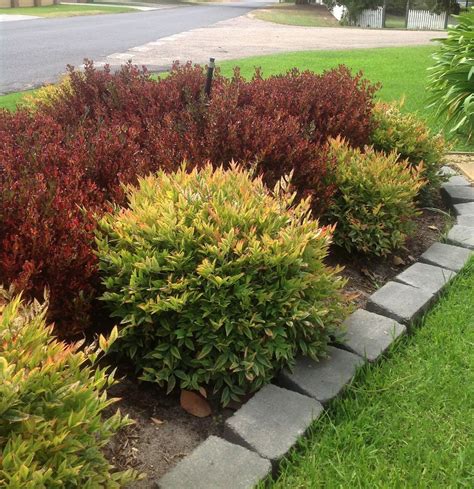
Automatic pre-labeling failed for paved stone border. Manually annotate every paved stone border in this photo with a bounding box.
[159,436,272,489]
[157,165,474,488]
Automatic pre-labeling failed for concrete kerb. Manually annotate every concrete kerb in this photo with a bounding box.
[157,168,473,488]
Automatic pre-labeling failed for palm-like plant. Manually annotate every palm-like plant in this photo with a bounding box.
[428,8,474,139]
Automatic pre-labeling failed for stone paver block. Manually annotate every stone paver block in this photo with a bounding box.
[420,242,472,272]
[441,174,471,186]
[454,202,474,216]
[340,309,406,362]
[224,384,322,463]
[278,346,364,404]
[394,262,456,295]
[442,185,474,204]
[158,436,271,489]
[446,225,474,250]
[366,281,434,325]
[457,214,474,228]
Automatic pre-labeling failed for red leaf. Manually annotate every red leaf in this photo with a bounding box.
[180,390,212,418]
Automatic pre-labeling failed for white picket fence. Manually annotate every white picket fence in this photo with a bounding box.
[407,9,447,30]
[331,6,384,27]
[354,7,384,28]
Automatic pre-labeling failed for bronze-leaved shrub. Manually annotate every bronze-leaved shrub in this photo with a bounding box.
[370,102,447,200]
[0,290,138,488]
[96,165,346,405]
[326,137,424,256]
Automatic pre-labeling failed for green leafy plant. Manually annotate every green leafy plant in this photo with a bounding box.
[0,288,138,488]
[23,75,73,110]
[370,102,447,200]
[428,8,474,139]
[326,137,424,256]
[96,164,346,406]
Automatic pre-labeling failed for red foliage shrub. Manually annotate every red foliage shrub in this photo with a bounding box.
[0,61,377,335]
[0,112,99,333]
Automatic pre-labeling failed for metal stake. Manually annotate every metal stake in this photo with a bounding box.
[205,57,216,98]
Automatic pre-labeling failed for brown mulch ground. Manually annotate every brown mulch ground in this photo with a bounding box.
[104,379,234,488]
[105,192,451,487]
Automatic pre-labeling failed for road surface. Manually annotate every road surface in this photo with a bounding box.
[0,0,272,93]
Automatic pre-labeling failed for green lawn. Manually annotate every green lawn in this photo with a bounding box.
[219,46,473,151]
[384,13,406,29]
[0,3,137,17]
[252,4,339,28]
[0,90,36,111]
[265,257,474,488]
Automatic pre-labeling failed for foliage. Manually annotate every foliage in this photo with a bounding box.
[0,62,376,334]
[24,75,73,109]
[425,0,460,15]
[326,137,423,256]
[428,8,474,140]
[96,165,346,405]
[370,102,447,199]
[0,111,104,335]
[0,289,138,488]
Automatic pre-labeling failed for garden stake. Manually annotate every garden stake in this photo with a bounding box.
[205,57,216,98]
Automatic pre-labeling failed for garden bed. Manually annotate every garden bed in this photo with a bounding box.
[105,377,231,487]
[101,192,451,486]
[0,53,466,487]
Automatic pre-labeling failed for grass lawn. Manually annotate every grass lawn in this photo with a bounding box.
[265,256,474,488]
[252,3,339,28]
[0,3,137,17]
[219,46,473,151]
[384,13,406,29]
[0,89,37,111]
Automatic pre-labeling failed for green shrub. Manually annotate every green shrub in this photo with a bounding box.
[326,137,424,256]
[23,75,73,110]
[370,102,447,198]
[96,165,346,406]
[0,289,138,488]
[428,8,474,139]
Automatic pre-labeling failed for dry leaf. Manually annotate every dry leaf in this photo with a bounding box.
[198,387,207,398]
[428,225,438,231]
[393,256,405,266]
[151,417,164,426]
[180,390,212,418]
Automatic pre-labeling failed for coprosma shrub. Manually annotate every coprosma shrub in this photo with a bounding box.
[0,289,138,488]
[96,165,346,405]
[326,137,424,256]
